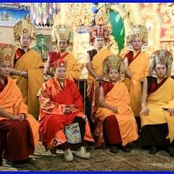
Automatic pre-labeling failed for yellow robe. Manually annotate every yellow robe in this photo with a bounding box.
[63,53,81,81]
[11,49,44,119]
[96,81,138,146]
[0,77,39,147]
[140,77,174,143]
[87,48,112,86]
[123,51,149,116]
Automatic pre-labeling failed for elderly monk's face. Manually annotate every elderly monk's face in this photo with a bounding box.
[132,36,143,51]
[57,40,68,52]
[20,35,31,48]
[155,64,167,79]
[55,66,66,81]
[0,61,11,79]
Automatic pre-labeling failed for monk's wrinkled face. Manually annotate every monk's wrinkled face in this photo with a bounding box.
[55,66,66,80]
[0,61,11,79]
[155,64,166,79]
[132,36,143,51]
[20,35,31,48]
[57,40,68,52]
[94,37,105,49]
[108,69,120,82]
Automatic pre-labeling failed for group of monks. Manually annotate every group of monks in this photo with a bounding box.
[0,16,174,168]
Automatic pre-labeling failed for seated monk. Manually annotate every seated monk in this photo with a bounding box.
[95,55,138,153]
[0,44,39,168]
[140,50,174,157]
[38,58,94,162]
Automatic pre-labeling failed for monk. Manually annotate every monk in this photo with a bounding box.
[121,24,149,131]
[95,55,138,153]
[85,13,112,131]
[0,44,39,168]
[140,50,174,157]
[46,23,81,81]
[38,58,94,162]
[10,19,44,120]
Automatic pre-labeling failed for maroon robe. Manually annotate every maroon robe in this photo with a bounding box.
[0,78,35,162]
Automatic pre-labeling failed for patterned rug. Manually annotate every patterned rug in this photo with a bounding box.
[1,141,174,171]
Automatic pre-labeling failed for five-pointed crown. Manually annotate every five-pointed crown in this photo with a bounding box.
[89,7,111,45]
[102,55,125,81]
[13,19,36,47]
[0,43,16,64]
[52,14,73,44]
[126,24,148,51]
[149,49,173,76]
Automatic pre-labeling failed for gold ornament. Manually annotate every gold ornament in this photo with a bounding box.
[0,43,16,65]
[149,49,173,76]
[13,19,36,48]
[126,24,148,51]
[102,55,125,81]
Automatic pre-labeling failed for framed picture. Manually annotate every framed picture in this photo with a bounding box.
[0,4,30,27]
[33,34,52,61]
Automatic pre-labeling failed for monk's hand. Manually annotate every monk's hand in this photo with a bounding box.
[64,105,72,114]
[21,71,28,78]
[95,76,103,83]
[128,73,132,79]
[125,70,132,79]
[140,107,149,116]
[111,106,118,114]
[70,104,77,109]
[11,114,25,121]
[18,114,25,121]
[167,108,174,116]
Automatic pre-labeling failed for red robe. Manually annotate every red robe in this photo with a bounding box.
[38,77,94,150]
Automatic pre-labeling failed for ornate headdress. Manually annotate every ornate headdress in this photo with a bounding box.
[52,14,74,52]
[149,50,173,76]
[0,43,16,65]
[52,24,73,43]
[53,58,67,69]
[73,8,94,34]
[13,19,36,47]
[89,7,111,45]
[126,24,148,51]
[102,55,125,81]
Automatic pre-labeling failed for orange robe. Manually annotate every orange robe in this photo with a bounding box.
[11,49,44,119]
[49,52,81,81]
[0,77,39,148]
[38,77,94,150]
[96,81,138,146]
[122,51,149,116]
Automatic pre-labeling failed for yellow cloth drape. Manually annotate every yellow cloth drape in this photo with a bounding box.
[0,77,39,147]
[96,82,138,146]
[63,53,81,81]
[140,77,174,143]
[87,48,112,86]
[123,51,149,116]
[11,49,44,119]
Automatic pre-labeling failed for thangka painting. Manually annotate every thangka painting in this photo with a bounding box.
[0,4,30,27]
[32,34,51,61]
